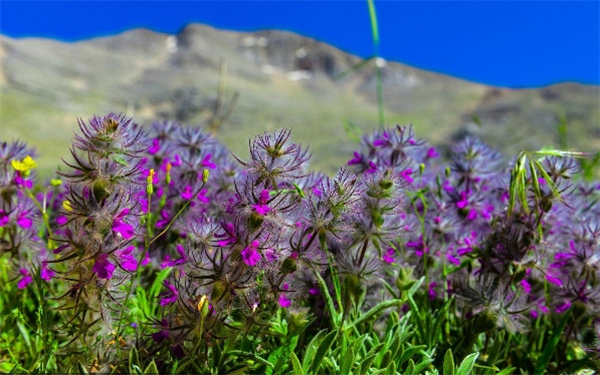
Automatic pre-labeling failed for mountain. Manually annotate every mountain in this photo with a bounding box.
[1,24,598,176]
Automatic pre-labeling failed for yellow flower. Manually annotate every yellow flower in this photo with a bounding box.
[197,295,209,317]
[63,200,73,212]
[11,155,37,177]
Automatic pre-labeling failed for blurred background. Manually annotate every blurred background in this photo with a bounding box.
[1,0,599,176]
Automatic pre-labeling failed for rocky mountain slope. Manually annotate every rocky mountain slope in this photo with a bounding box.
[1,24,598,175]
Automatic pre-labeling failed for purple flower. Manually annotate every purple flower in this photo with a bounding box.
[347,152,363,166]
[197,189,209,203]
[545,272,563,286]
[556,300,572,313]
[160,281,179,306]
[116,246,138,271]
[148,138,160,154]
[428,282,438,301]
[152,319,170,343]
[406,235,429,257]
[309,287,320,296]
[201,154,216,169]
[427,147,439,159]
[264,248,278,262]
[252,190,271,215]
[17,268,32,289]
[366,161,377,174]
[161,245,188,268]
[241,240,261,266]
[181,185,194,200]
[279,294,292,308]
[0,210,9,227]
[382,248,395,264]
[16,211,32,229]
[216,222,237,246]
[112,208,134,239]
[93,254,115,279]
[401,168,414,184]
[56,215,68,225]
[456,191,469,209]
[40,262,55,281]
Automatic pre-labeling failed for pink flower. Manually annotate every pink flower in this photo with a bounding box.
[148,138,160,154]
[347,152,363,165]
[279,294,292,308]
[382,248,395,264]
[241,240,261,266]
[252,190,271,215]
[161,245,188,268]
[181,185,194,200]
[16,211,32,229]
[40,262,55,281]
[112,208,134,239]
[401,168,414,184]
[92,254,115,279]
[201,154,216,169]
[160,281,179,306]
[216,222,237,246]
[0,210,9,227]
[18,268,32,289]
[116,246,138,271]
[427,147,439,159]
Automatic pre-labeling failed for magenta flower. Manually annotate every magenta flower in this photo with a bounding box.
[112,208,134,239]
[347,151,363,166]
[201,154,216,169]
[427,147,439,158]
[216,222,237,246]
[116,246,138,271]
[401,168,414,184]
[456,191,469,209]
[197,189,209,203]
[241,240,261,266]
[181,185,194,200]
[556,300,572,313]
[252,190,271,215]
[16,210,32,229]
[366,161,377,174]
[18,268,33,289]
[264,248,278,262]
[156,210,170,228]
[382,248,395,264]
[160,281,179,306]
[428,282,438,301]
[406,235,429,257]
[148,138,160,154]
[0,210,9,227]
[93,254,116,279]
[152,319,170,343]
[40,262,55,281]
[56,215,68,225]
[161,245,188,268]
[279,294,292,308]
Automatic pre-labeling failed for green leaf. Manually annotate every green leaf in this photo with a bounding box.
[385,361,396,375]
[443,349,455,375]
[534,311,571,374]
[313,271,341,326]
[78,362,90,375]
[344,120,364,143]
[403,359,415,375]
[341,347,355,375]
[144,360,159,375]
[471,114,483,127]
[399,345,427,366]
[290,352,303,375]
[456,352,479,375]
[495,367,516,375]
[226,365,250,375]
[367,0,379,45]
[129,347,140,374]
[379,350,392,368]
[346,299,404,330]
[413,358,434,374]
[360,353,378,375]
[302,329,326,374]
[228,351,274,369]
[111,154,129,166]
[310,330,339,374]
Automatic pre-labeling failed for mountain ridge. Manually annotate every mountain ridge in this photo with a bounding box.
[1,23,598,175]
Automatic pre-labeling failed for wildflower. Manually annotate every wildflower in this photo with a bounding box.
[148,138,161,154]
[428,282,438,301]
[16,210,32,229]
[556,300,572,313]
[406,235,429,257]
[215,222,237,246]
[382,248,395,264]
[181,185,194,200]
[11,155,37,176]
[347,151,363,166]
[400,168,414,184]
[427,147,439,159]
[116,246,138,271]
[201,154,216,169]
[160,281,179,306]
[252,190,271,215]
[241,240,261,266]
[279,294,292,308]
[17,268,33,289]
[92,254,115,280]
[161,245,188,268]
[40,263,55,281]
[152,319,170,343]
[112,208,135,239]
[0,210,9,227]
[62,200,73,212]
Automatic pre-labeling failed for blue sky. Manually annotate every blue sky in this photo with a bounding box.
[1,1,598,88]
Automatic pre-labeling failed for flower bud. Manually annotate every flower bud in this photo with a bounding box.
[197,295,209,317]
[202,169,210,183]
